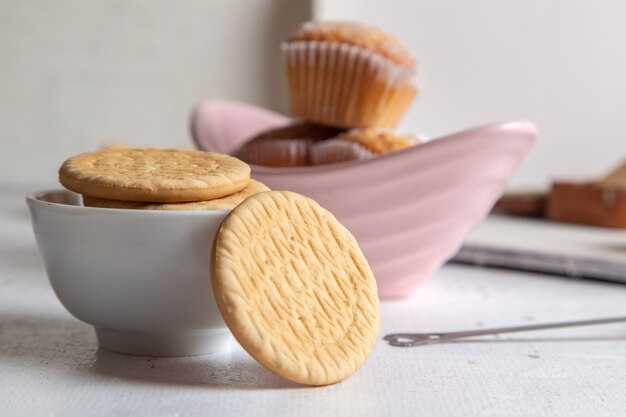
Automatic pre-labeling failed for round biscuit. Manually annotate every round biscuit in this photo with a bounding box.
[82,180,270,211]
[212,191,380,386]
[59,148,250,203]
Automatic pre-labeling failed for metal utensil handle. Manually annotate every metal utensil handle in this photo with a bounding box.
[384,316,626,347]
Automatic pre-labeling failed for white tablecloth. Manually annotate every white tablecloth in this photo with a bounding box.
[2,187,625,417]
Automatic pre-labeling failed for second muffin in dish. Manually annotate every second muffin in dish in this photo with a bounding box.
[310,128,422,165]
[236,122,345,167]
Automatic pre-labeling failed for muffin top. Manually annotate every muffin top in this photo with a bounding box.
[339,128,420,154]
[287,20,415,68]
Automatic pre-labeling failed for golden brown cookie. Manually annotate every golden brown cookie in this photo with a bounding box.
[212,191,380,386]
[82,180,269,210]
[59,148,250,203]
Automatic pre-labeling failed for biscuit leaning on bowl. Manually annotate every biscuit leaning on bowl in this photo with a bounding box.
[55,146,381,384]
[236,122,345,167]
[310,127,422,165]
[283,20,419,129]
[82,179,270,210]
[59,148,250,203]
[212,190,380,386]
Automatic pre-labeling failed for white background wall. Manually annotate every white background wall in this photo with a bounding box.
[317,0,626,188]
[0,0,310,185]
[1,0,624,189]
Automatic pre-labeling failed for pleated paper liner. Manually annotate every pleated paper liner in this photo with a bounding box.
[283,41,418,129]
[309,139,375,165]
[237,138,313,167]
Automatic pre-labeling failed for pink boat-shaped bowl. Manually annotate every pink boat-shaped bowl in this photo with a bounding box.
[191,101,536,298]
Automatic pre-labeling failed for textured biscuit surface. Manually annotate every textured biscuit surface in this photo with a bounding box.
[82,180,269,210]
[213,191,380,386]
[59,148,250,203]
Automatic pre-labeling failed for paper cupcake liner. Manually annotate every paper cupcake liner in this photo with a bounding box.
[283,41,419,129]
[310,139,375,166]
[237,138,312,168]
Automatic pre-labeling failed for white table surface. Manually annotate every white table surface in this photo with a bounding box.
[2,187,625,417]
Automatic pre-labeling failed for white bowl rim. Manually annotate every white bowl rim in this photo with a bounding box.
[26,189,231,217]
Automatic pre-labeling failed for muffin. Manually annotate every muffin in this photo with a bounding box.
[310,128,421,165]
[237,122,345,167]
[283,20,418,129]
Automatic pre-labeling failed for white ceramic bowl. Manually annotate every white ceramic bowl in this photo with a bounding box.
[27,190,231,357]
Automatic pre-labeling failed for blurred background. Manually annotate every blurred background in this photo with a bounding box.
[1,0,624,186]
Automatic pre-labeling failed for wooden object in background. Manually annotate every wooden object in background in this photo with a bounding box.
[492,191,547,217]
[599,160,626,189]
[546,182,626,229]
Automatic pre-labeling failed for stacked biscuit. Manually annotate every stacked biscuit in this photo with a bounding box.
[58,148,269,210]
[238,20,423,167]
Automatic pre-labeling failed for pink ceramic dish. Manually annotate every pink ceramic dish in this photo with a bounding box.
[191,101,536,298]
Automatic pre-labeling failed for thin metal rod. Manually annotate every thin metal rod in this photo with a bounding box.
[384,316,626,347]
